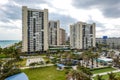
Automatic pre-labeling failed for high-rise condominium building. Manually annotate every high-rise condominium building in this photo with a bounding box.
[22,6,48,53]
[48,20,60,45]
[70,22,96,49]
[59,28,66,45]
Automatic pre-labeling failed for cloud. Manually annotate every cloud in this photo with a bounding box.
[0,0,49,40]
[0,0,22,30]
[0,28,21,40]
[72,0,120,18]
[102,7,120,18]
[1,5,21,20]
[49,13,77,34]
[0,19,21,29]
[0,0,50,21]
[86,16,105,28]
[13,0,47,6]
[0,0,22,35]
[0,0,120,40]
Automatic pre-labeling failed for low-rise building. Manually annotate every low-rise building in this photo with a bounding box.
[96,37,120,49]
[26,57,45,66]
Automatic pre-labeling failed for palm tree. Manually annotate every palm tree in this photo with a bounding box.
[90,53,95,68]
[109,50,115,58]
[82,49,100,68]
[66,70,79,80]
[83,50,95,68]
[82,51,90,67]
[88,49,100,68]
[115,75,120,80]
[66,70,89,80]
[59,50,64,62]
[94,52,99,67]
[80,66,93,79]
[96,75,104,80]
[113,56,119,67]
[108,72,117,80]
[66,53,74,66]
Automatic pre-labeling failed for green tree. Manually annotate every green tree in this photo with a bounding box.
[80,66,93,79]
[0,47,2,54]
[108,50,115,58]
[113,56,119,67]
[0,60,3,75]
[66,70,89,80]
[94,52,99,67]
[108,72,117,80]
[82,51,90,67]
[0,60,21,80]
[82,50,95,68]
[115,75,120,80]
[96,75,104,80]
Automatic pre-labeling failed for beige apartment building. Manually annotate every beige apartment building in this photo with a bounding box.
[70,22,96,49]
[59,28,66,45]
[22,6,48,53]
[48,20,60,45]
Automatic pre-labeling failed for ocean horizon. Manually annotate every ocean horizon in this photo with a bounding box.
[0,40,21,48]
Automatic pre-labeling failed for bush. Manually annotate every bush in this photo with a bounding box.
[65,70,70,74]
[29,62,37,66]
[64,66,72,69]
[46,60,50,64]
[51,58,57,64]
[29,61,45,66]
[0,69,21,80]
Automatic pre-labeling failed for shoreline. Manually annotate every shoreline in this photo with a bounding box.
[0,40,20,48]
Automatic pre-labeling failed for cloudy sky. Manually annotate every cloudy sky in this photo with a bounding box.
[0,0,120,40]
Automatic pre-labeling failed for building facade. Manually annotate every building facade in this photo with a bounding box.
[70,22,96,49]
[22,6,48,53]
[48,20,60,45]
[59,28,66,45]
[96,38,120,49]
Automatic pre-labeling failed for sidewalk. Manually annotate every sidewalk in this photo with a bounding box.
[92,69,120,77]
[20,64,54,69]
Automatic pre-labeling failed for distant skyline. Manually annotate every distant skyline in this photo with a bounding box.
[0,0,120,40]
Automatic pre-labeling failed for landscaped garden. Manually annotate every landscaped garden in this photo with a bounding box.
[22,66,67,80]
[1,43,120,80]
[0,53,8,58]
[93,72,120,80]
[16,59,27,67]
[91,67,116,74]
[21,66,117,80]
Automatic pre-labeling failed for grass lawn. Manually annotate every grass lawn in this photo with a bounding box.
[22,66,67,80]
[91,67,116,74]
[0,54,8,58]
[16,59,26,67]
[93,72,120,80]
[42,56,49,61]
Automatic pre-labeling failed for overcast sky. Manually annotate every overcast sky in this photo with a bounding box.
[0,0,120,40]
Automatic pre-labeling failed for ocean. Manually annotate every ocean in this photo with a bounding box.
[0,40,20,48]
